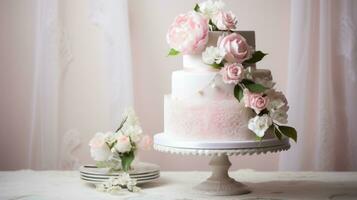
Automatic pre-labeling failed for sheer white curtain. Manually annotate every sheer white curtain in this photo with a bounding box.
[29,0,60,169]
[29,0,133,169]
[279,0,357,171]
[89,0,134,129]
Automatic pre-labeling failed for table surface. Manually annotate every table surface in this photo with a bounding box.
[1,170,357,200]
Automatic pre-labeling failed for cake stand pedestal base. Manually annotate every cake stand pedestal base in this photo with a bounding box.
[154,133,290,196]
[194,155,250,196]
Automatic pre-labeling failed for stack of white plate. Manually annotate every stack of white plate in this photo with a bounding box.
[79,162,160,185]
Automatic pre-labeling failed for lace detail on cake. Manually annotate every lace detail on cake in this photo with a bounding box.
[164,96,256,140]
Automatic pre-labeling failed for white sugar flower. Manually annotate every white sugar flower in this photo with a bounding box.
[270,109,288,124]
[122,107,140,129]
[114,135,132,153]
[95,183,106,192]
[248,114,273,137]
[89,132,112,161]
[202,46,226,65]
[124,125,143,143]
[118,173,131,185]
[97,173,140,193]
[127,179,140,192]
[104,131,117,146]
[251,70,275,88]
[266,90,289,112]
[199,0,225,18]
[265,90,289,124]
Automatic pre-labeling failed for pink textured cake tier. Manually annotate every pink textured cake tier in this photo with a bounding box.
[164,95,274,141]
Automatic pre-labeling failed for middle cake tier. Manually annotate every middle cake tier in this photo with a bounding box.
[171,70,234,99]
[166,69,275,141]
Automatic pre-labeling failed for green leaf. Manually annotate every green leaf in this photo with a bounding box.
[277,125,297,142]
[194,4,200,12]
[96,161,110,168]
[107,141,116,149]
[120,151,135,172]
[273,125,282,140]
[115,116,128,132]
[209,63,223,69]
[255,135,263,142]
[244,51,268,64]
[209,19,219,31]
[243,81,267,93]
[167,48,180,56]
[234,84,244,102]
[259,108,269,116]
[241,79,255,85]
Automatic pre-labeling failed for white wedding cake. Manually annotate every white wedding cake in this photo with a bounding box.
[159,0,297,144]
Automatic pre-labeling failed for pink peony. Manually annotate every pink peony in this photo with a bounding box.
[244,89,269,114]
[166,11,209,54]
[220,63,244,84]
[89,133,106,148]
[217,33,251,63]
[89,132,111,161]
[212,11,238,31]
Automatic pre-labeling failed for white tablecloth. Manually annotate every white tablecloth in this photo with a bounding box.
[0,170,357,200]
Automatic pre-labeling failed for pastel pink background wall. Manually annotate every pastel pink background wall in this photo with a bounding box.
[0,0,290,170]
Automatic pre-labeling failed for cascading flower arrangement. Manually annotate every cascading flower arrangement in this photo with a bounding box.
[166,0,297,142]
[89,108,152,172]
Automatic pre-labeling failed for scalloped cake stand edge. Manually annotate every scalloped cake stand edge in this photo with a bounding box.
[153,133,291,196]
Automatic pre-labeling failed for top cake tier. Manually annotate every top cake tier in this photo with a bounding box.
[182,31,256,71]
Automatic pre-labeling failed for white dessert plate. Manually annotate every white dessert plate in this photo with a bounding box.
[80,174,160,185]
[79,162,160,176]
[80,168,160,177]
[80,171,159,179]
[79,162,160,186]
[154,133,290,149]
[80,173,160,181]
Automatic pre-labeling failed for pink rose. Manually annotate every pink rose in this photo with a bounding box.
[212,11,238,31]
[220,63,244,84]
[217,33,251,63]
[166,12,209,54]
[114,135,132,153]
[244,89,269,114]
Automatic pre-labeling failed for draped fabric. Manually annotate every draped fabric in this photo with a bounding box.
[29,0,60,169]
[279,0,357,170]
[28,0,133,169]
[89,0,134,129]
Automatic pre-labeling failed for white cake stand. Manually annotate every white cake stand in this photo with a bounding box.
[153,133,290,196]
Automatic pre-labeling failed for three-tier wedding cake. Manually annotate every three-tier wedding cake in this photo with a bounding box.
[159,0,297,144]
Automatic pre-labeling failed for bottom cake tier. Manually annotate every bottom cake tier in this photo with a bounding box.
[164,95,274,141]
